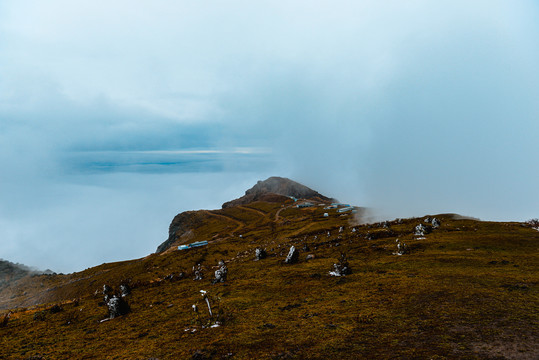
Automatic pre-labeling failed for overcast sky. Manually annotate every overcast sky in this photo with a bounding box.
[1,1,538,273]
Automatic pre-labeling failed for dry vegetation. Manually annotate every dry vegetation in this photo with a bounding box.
[1,199,538,359]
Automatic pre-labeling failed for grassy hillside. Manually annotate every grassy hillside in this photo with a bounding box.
[1,199,538,359]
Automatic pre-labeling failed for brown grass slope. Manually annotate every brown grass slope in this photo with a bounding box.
[1,198,538,359]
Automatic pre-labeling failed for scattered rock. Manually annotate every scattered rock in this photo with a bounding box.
[33,311,46,321]
[305,254,315,261]
[163,272,184,281]
[107,295,130,319]
[212,260,228,284]
[394,239,408,256]
[285,246,299,264]
[329,253,351,276]
[414,223,431,237]
[119,284,131,297]
[191,348,216,360]
[525,218,539,230]
[49,304,63,314]
[431,218,441,228]
[103,284,112,295]
[200,290,213,318]
[301,312,319,318]
[254,247,267,261]
[279,303,301,311]
[193,264,204,281]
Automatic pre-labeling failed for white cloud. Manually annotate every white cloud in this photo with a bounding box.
[0,0,538,271]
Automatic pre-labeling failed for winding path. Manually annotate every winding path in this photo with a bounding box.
[203,210,245,236]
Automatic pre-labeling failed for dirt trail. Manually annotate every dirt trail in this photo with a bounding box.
[287,223,316,238]
[275,205,293,222]
[238,205,266,217]
[203,210,245,237]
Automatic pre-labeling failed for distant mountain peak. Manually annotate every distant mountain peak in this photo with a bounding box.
[222,176,331,208]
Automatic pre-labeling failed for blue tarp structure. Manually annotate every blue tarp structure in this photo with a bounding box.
[178,240,209,251]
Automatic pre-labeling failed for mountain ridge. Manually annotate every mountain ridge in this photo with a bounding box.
[156,176,334,253]
[1,177,538,359]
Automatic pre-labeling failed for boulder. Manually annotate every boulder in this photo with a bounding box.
[414,223,431,237]
[395,239,408,255]
[254,247,267,261]
[103,284,112,294]
[193,264,204,281]
[107,295,130,319]
[329,254,351,276]
[285,246,299,264]
[119,284,131,297]
[212,260,228,284]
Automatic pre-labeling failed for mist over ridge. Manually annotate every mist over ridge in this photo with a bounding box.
[1,1,538,272]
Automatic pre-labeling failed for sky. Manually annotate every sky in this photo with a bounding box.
[1,1,538,273]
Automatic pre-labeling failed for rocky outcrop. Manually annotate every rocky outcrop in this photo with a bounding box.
[156,211,205,253]
[222,176,331,208]
[0,259,53,289]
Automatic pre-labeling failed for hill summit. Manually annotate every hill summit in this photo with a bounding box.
[157,177,332,253]
[222,176,331,208]
[1,177,538,360]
